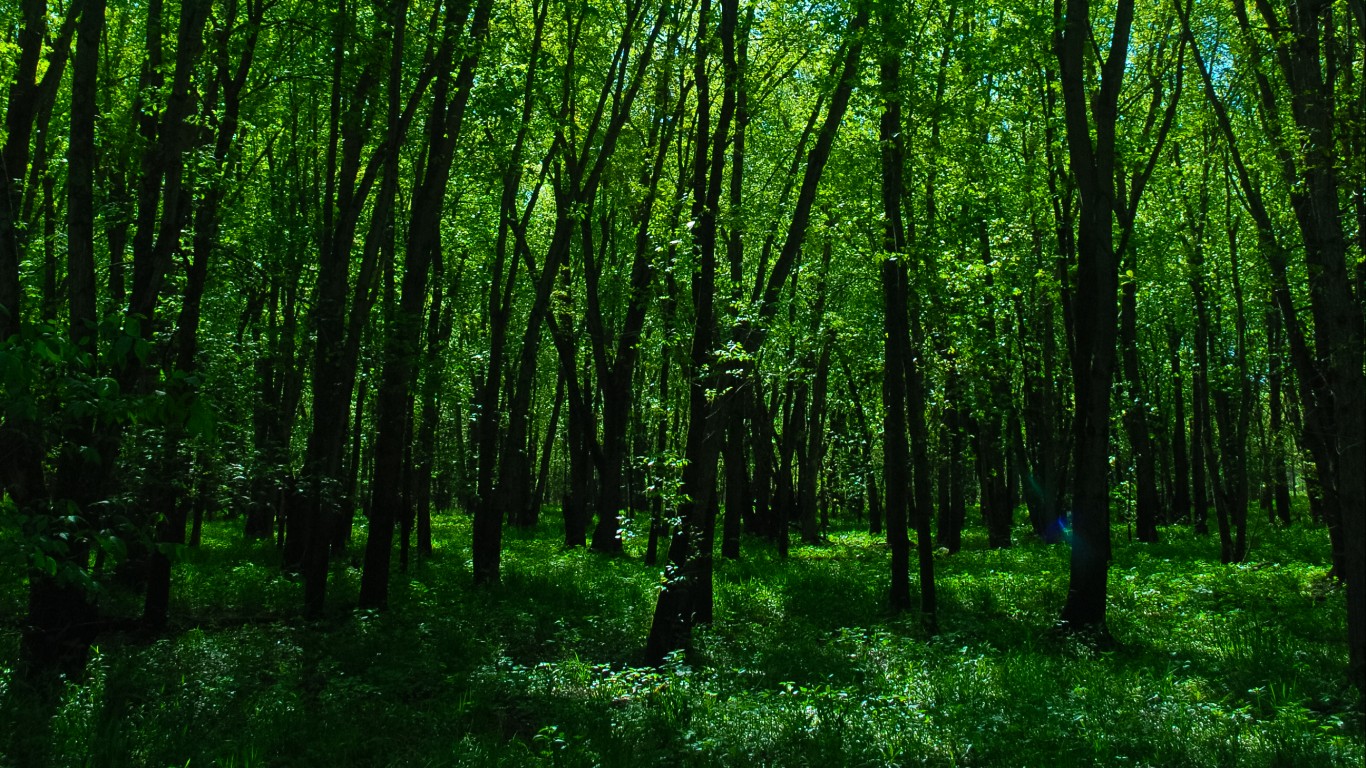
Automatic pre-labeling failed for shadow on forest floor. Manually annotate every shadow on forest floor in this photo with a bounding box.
[1,509,1362,767]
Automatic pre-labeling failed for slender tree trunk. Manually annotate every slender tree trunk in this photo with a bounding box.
[1120,248,1160,543]
[1267,309,1292,525]
[563,374,594,547]
[719,8,752,560]
[937,370,968,553]
[721,411,748,559]
[1227,0,1366,686]
[798,240,834,546]
[1056,0,1134,633]
[148,0,263,628]
[883,258,912,611]
[415,258,451,559]
[646,0,868,664]
[0,0,49,340]
[800,339,831,545]
[68,0,103,356]
[1168,326,1192,524]
[14,0,97,675]
[361,0,492,608]
[776,377,802,556]
[646,0,734,663]
[1189,221,1217,543]
[752,383,777,539]
[1209,212,1252,562]
[299,0,379,604]
[1190,358,1210,534]
[879,0,911,611]
[533,369,565,525]
[472,2,548,581]
[977,224,1013,548]
[588,55,680,553]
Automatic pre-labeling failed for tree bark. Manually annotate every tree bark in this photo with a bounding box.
[1229,0,1366,691]
[473,0,549,584]
[977,223,1013,549]
[0,0,51,339]
[882,259,912,612]
[588,8,682,555]
[937,368,968,553]
[1055,0,1134,633]
[1167,326,1192,524]
[1119,250,1160,543]
[361,0,492,609]
[1267,309,1292,526]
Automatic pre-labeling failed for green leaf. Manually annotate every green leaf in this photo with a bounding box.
[187,398,217,439]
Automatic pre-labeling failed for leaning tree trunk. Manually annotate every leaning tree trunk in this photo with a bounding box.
[360,0,491,609]
[937,369,968,553]
[645,0,868,665]
[798,240,834,546]
[588,42,681,553]
[473,54,549,583]
[299,0,392,607]
[146,0,263,628]
[1225,0,1366,692]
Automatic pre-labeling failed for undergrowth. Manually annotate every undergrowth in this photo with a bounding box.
[1,508,1360,767]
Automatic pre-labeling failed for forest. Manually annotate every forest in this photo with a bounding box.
[0,0,1363,764]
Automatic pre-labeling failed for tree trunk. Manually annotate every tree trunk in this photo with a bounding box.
[1056,0,1134,634]
[1119,249,1160,543]
[588,18,680,553]
[361,0,492,608]
[776,378,802,557]
[1207,213,1252,563]
[0,0,50,340]
[800,339,831,545]
[937,370,968,553]
[1167,326,1192,524]
[1190,354,1210,535]
[563,377,594,548]
[415,257,451,559]
[977,223,1013,549]
[646,0,735,663]
[882,258,912,612]
[751,382,777,539]
[799,239,834,546]
[646,0,868,665]
[1247,0,1366,687]
[147,0,263,628]
[67,0,102,355]
[721,409,748,559]
[1267,309,1292,526]
[300,0,388,606]
[532,369,565,526]
[1187,201,1219,546]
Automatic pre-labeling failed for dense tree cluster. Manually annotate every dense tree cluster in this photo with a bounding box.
[0,0,1361,696]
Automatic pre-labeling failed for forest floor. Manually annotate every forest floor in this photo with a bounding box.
[1,506,1363,767]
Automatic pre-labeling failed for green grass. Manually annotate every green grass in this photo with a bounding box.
[1,509,1361,767]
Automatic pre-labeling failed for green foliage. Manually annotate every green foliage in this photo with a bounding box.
[0,319,221,602]
[1,512,1359,766]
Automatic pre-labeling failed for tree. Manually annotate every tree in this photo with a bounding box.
[645,0,870,665]
[361,0,494,609]
[1053,0,1134,634]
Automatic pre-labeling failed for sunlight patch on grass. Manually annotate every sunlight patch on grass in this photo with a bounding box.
[2,509,1361,766]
